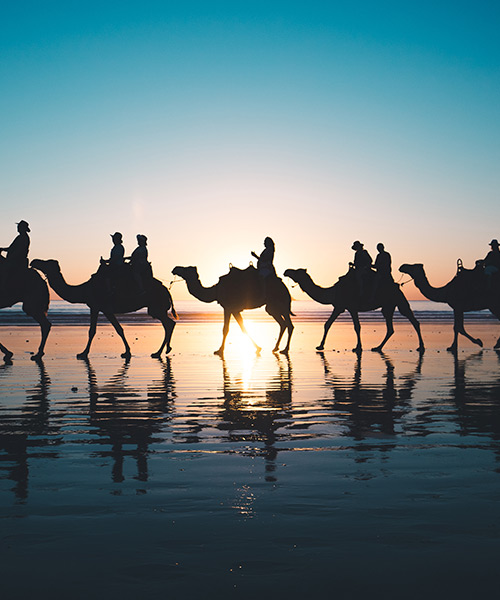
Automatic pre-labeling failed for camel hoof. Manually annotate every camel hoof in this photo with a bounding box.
[121,352,131,359]
[31,352,44,361]
[474,338,483,347]
[214,349,224,356]
[316,345,324,351]
[280,349,289,356]
[417,346,425,353]
[352,347,362,354]
[165,345,172,355]
[151,352,161,359]
[447,346,457,353]
[371,346,383,353]
[494,342,500,349]
[77,352,89,360]
[3,350,14,361]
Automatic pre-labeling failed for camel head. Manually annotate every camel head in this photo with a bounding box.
[30,259,61,275]
[284,268,307,283]
[172,266,199,281]
[399,264,424,279]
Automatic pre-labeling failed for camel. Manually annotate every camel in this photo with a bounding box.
[0,262,51,361]
[284,267,424,353]
[30,259,176,359]
[399,263,500,351]
[172,265,294,355]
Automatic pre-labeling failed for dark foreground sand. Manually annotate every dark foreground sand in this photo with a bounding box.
[1,320,500,599]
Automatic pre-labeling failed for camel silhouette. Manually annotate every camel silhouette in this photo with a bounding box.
[30,259,176,359]
[0,264,51,361]
[172,265,294,355]
[284,267,424,353]
[399,263,500,351]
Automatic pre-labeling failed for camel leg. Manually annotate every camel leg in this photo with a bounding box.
[0,341,13,361]
[233,311,262,354]
[279,312,294,355]
[149,308,176,358]
[265,305,293,354]
[349,310,362,353]
[215,310,231,356]
[30,312,52,361]
[103,312,132,359]
[396,298,425,352]
[317,307,344,351]
[372,305,395,352]
[448,311,482,352]
[488,307,500,349]
[77,309,99,359]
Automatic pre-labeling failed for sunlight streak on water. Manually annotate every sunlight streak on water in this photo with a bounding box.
[2,322,500,596]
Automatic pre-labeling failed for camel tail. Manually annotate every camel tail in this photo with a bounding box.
[170,297,178,320]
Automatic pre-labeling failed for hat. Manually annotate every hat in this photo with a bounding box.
[351,240,363,250]
[137,234,147,243]
[490,239,499,247]
[17,220,30,232]
[111,232,123,240]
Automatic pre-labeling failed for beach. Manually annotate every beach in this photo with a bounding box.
[1,315,500,598]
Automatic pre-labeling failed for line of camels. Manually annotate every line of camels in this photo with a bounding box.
[1,256,499,361]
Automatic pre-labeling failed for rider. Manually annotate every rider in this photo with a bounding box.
[251,237,277,298]
[483,239,500,289]
[372,243,393,299]
[100,232,125,293]
[128,234,153,293]
[252,237,277,279]
[351,240,373,296]
[0,220,31,285]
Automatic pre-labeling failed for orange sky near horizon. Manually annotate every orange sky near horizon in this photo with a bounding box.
[1,2,499,305]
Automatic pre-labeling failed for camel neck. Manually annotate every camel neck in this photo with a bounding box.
[185,274,218,303]
[295,273,334,305]
[411,268,448,303]
[45,269,88,304]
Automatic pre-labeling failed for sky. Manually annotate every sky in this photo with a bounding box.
[1,1,499,301]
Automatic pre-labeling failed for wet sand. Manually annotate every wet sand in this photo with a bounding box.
[1,320,500,598]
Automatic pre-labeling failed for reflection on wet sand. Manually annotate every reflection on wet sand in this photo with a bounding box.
[218,354,292,482]
[318,351,423,448]
[0,359,60,501]
[3,346,500,505]
[83,357,176,484]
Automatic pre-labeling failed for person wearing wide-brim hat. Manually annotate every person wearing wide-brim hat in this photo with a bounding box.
[351,240,373,270]
[0,220,31,273]
[350,240,373,297]
[484,238,500,280]
[103,232,125,267]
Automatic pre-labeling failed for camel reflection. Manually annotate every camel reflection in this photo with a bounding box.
[319,351,423,447]
[84,357,175,484]
[448,351,500,470]
[0,359,60,501]
[218,355,292,481]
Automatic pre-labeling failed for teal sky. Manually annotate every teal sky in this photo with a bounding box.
[1,1,499,299]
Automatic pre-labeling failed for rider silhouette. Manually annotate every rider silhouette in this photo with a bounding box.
[374,243,392,280]
[252,237,277,279]
[483,239,500,289]
[127,234,153,293]
[0,220,30,286]
[351,240,372,297]
[251,237,277,299]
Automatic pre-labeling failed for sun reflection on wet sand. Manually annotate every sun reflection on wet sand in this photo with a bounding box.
[2,322,500,596]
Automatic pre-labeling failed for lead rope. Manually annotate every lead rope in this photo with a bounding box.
[395,273,412,286]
